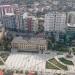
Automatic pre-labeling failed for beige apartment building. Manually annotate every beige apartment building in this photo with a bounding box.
[11,37,47,51]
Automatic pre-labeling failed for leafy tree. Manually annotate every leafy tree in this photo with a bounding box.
[4,70,13,75]
[38,25,44,33]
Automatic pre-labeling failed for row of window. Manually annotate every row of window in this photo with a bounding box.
[11,43,47,50]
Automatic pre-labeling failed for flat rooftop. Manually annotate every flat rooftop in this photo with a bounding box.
[67,23,75,27]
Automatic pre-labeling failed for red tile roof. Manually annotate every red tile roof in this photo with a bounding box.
[0,70,3,75]
[28,71,35,75]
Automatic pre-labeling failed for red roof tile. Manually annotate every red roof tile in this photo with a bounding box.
[0,70,3,75]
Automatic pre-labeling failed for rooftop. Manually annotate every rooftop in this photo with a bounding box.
[11,36,47,45]
[0,70,3,75]
[22,12,28,19]
[5,13,15,16]
[22,12,37,20]
[67,23,75,27]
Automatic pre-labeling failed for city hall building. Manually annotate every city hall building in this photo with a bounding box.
[11,36,47,52]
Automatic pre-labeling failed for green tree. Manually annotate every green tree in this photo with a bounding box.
[38,25,44,33]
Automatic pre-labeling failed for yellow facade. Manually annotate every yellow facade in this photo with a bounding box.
[11,37,47,51]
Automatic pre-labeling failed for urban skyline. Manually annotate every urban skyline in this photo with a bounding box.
[0,0,75,75]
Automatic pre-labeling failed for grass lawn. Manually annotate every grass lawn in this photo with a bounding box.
[0,61,4,65]
[72,48,75,53]
[72,48,75,55]
[48,58,68,70]
[59,58,74,65]
[58,47,69,52]
[0,46,4,51]
[46,61,60,70]
[0,53,9,61]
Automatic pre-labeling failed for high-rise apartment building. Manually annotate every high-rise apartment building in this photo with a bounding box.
[15,14,24,31]
[44,12,66,32]
[22,13,38,32]
[2,15,16,30]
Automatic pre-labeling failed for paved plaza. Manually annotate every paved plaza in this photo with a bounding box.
[5,52,57,72]
[3,51,75,75]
